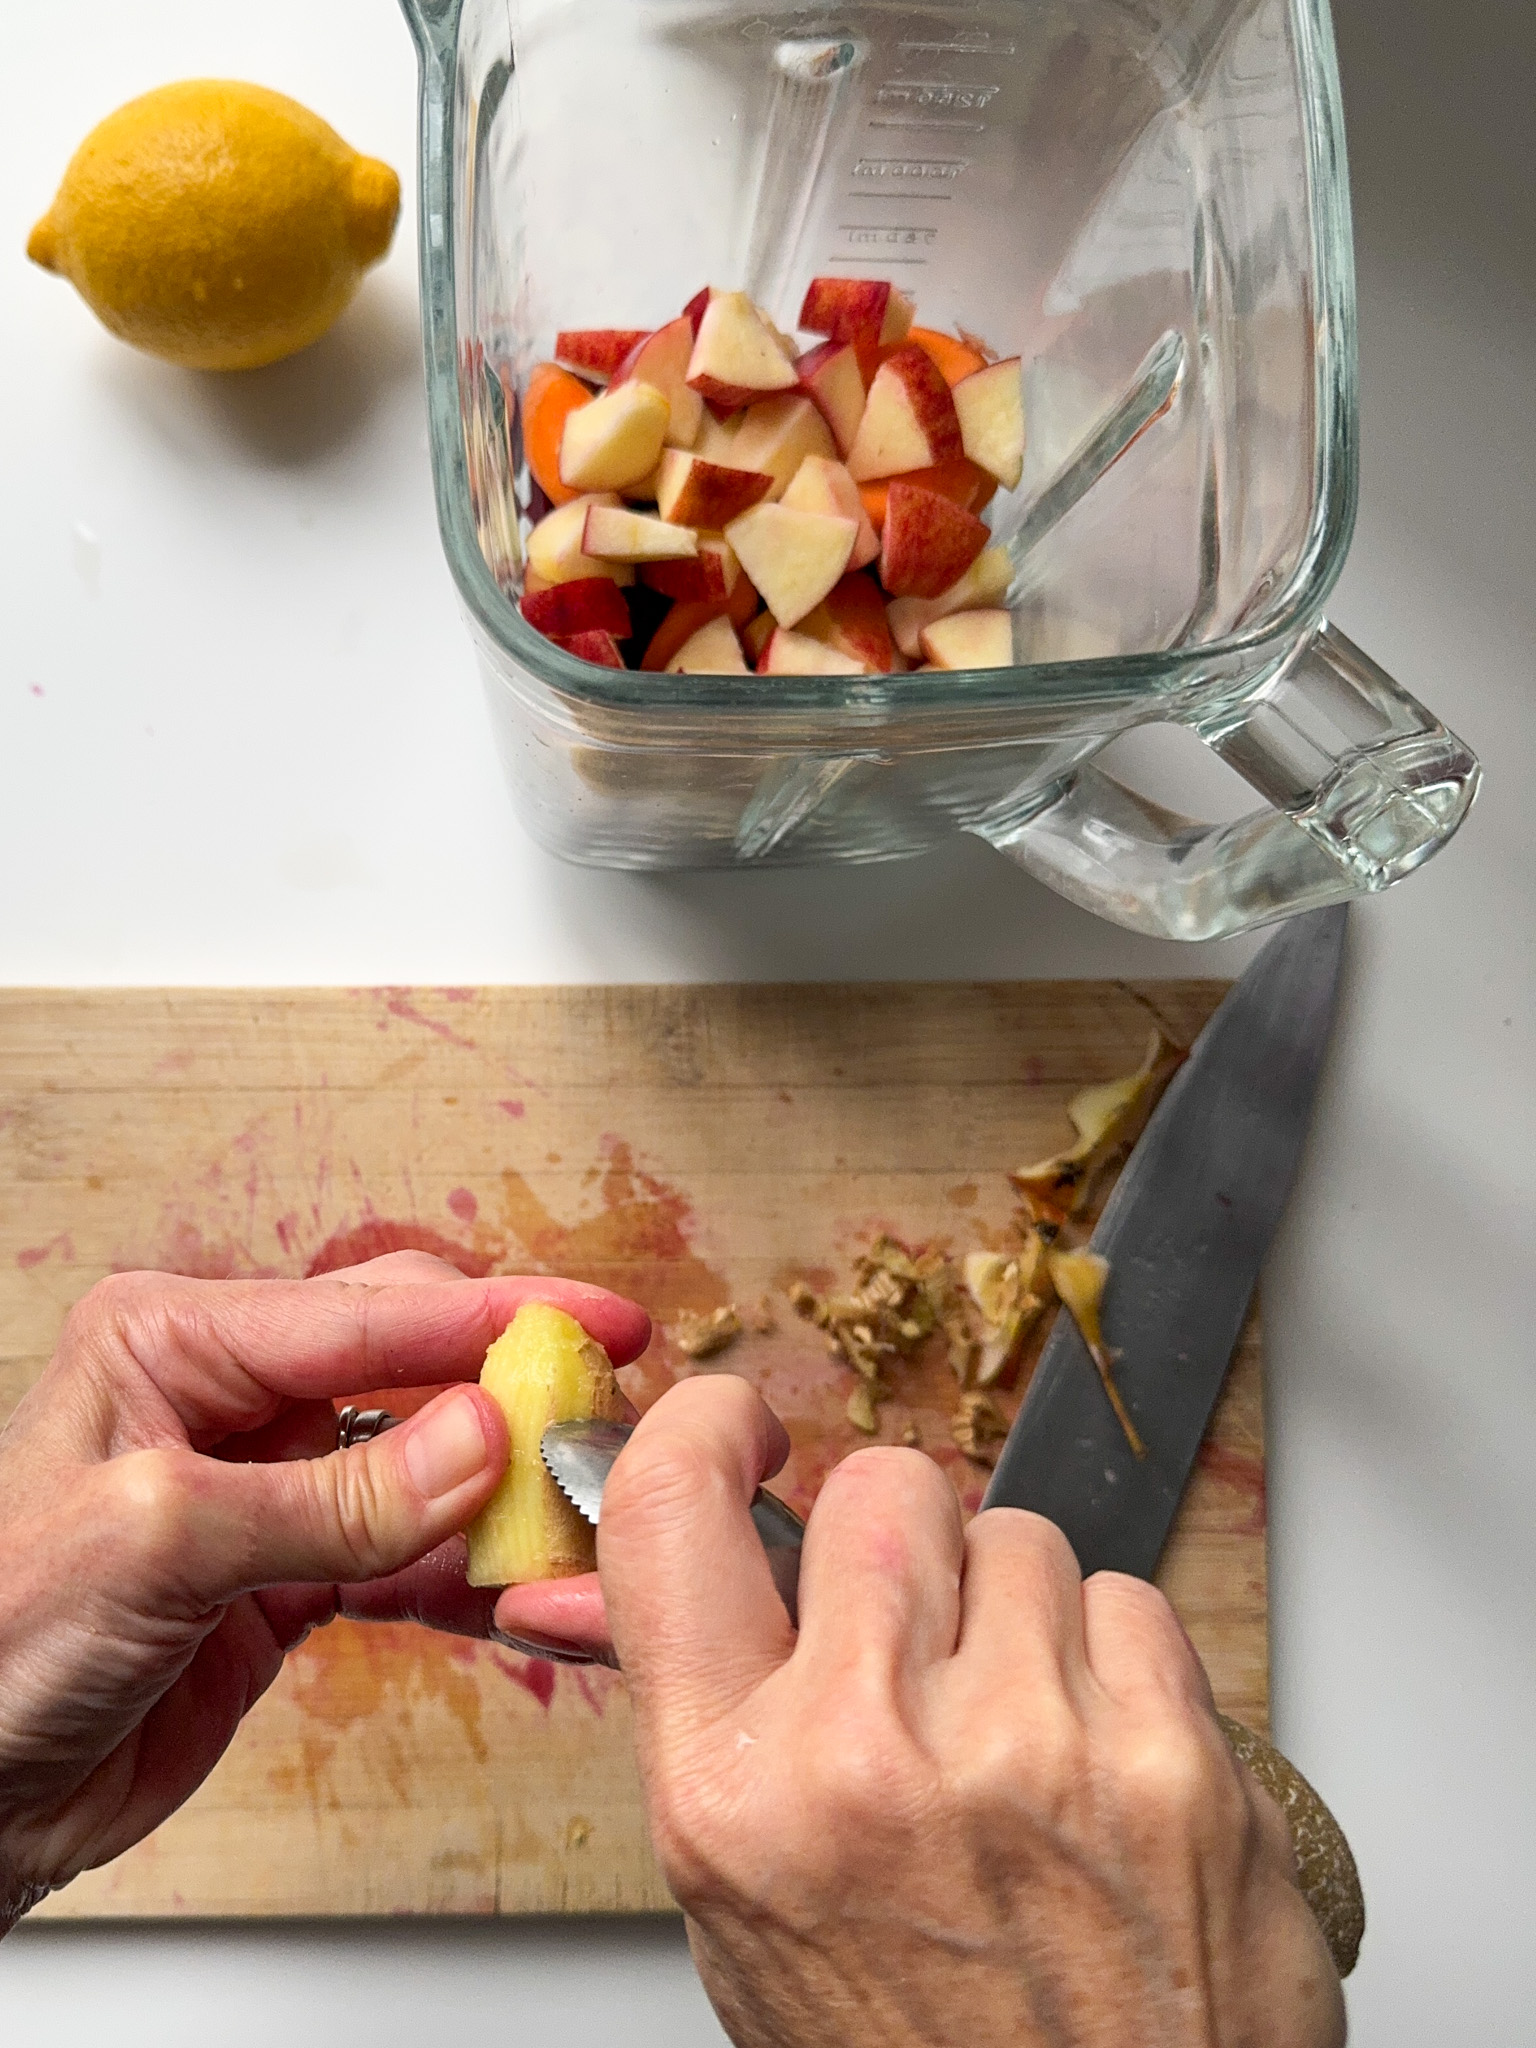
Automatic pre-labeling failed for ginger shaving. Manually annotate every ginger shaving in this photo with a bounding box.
[671,1305,744,1359]
[1013,1029,1183,1225]
[962,1241,1048,1388]
[1047,1249,1145,1460]
[951,1391,1008,1464]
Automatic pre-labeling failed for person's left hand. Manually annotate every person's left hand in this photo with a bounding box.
[0,1252,649,1930]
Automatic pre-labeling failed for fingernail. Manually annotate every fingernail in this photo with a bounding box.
[492,1629,599,1667]
[403,1393,490,1499]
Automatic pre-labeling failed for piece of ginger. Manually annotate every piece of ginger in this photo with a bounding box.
[466,1302,626,1587]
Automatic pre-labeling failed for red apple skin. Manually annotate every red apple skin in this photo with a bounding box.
[798,276,891,345]
[800,572,896,672]
[612,315,695,388]
[658,452,774,528]
[555,330,650,380]
[521,577,634,639]
[795,340,867,457]
[879,481,990,599]
[883,346,965,466]
[682,286,712,336]
[641,548,732,604]
[552,628,627,668]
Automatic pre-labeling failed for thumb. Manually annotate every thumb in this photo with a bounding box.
[154,1387,510,1600]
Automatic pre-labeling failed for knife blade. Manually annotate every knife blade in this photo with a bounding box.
[983,903,1348,1578]
[541,1418,806,1624]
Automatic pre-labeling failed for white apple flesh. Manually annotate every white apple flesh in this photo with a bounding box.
[918,607,1015,670]
[952,358,1025,489]
[757,627,867,675]
[613,316,705,450]
[686,292,800,411]
[581,505,699,562]
[664,614,749,674]
[845,345,964,482]
[527,495,636,587]
[782,456,880,572]
[559,381,671,492]
[724,502,859,629]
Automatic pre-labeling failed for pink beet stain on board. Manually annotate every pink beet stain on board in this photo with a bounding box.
[305,1218,494,1279]
[373,989,478,1053]
[1195,1440,1268,1532]
[17,1233,74,1269]
[136,1220,278,1280]
[491,1651,557,1711]
[497,1099,526,1119]
[446,1187,479,1224]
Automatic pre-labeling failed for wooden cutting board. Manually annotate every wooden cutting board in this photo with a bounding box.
[0,983,1266,1919]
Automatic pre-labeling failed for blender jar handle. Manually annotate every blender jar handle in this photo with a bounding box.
[975,621,1480,942]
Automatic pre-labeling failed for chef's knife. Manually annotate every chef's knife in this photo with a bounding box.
[982,902,1362,1974]
[982,903,1346,1569]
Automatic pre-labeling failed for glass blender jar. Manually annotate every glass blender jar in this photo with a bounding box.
[398,0,1478,940]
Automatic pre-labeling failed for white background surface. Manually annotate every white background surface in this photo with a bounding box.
[1,0,1531,2041]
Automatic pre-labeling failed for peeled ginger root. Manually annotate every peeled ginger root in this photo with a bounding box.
[465,1302,626,1587]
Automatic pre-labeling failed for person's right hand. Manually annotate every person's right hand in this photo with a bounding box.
[596,1375,1345,2048]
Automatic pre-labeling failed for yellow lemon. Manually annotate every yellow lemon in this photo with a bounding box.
[27,80,400,371]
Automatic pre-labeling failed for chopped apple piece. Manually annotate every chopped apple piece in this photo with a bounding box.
[559,381,671,492]
[555,329,649,382]
[798,276,891,348]
[798,572,896,673]
[795,340,867,457]
[756,627,866,675]
[918,607,1014,670]
[527,494,635,587]
[655,449,773,528]
[682,285,713,335]
[878,287,916,346]
[613,316,705,449]
[582,505,698,562]
[727,395,836,500]
[686,291,800,410]
[694,410,745,465]
[521,576,632,639]
[553,628,626,669]
[886,545,1012,656]
[782,456,880,572]
[465,1303,626,1587]
[724,502,858,629]
[952,357,1025,490]
[845,345,964,481]
[641,535,740,604]
[665,614,749,674]
[880,480,989,599]
[741,609,776,665]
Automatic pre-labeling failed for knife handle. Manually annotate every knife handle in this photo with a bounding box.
[1218,1717,1364,1978]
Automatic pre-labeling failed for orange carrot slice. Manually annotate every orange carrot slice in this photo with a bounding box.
[909,327,988,387]
[858,456,994,533]
[524,363,593,507]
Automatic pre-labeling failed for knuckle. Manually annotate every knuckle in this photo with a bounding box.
[312,1451,401,1578]
[100,1446,209,1582]
[1113,1712,1232,1830]
[803,1710,924,1831]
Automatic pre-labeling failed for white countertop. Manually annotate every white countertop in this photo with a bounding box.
[2,0,1531,2041]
